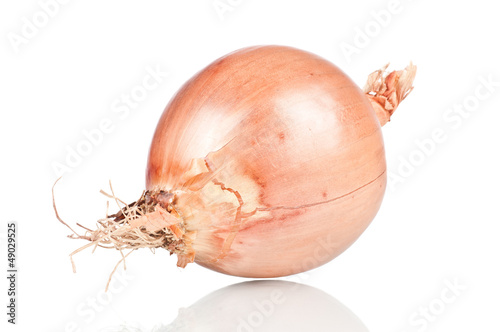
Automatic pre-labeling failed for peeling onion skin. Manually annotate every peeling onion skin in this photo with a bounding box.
[146,45,407,278]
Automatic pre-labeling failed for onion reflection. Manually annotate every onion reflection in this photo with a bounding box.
[162,280,368,332]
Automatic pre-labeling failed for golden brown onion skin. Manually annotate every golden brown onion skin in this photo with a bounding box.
[146,45,386,278]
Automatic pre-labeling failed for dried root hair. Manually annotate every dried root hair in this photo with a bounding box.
[52,178,195,291]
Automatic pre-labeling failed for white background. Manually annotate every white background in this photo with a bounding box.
[1,0,499,331]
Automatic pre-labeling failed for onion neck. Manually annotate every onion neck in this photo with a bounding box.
[364,63,417,126]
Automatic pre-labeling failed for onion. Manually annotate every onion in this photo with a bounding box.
[57,45,416,279]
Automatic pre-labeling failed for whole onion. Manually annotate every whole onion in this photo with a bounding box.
[58,45,415,279]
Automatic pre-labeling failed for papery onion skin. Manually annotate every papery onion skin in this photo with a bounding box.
[146,46,405,278]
